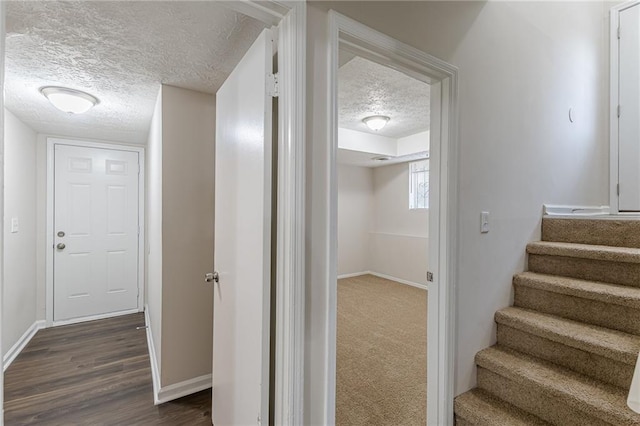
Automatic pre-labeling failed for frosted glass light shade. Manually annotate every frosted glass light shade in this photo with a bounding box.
[363,115,390,131]
[40,86,99,114]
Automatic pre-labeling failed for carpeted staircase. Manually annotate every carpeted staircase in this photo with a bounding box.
[454,216,640,425]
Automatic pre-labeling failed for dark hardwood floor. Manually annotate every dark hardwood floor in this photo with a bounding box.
[4,313,212,425]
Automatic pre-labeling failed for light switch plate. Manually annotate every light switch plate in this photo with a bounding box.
[11,217,19,233]
[480,211,489,233]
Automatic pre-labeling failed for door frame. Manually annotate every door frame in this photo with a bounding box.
[0,4,6,425]
[610,1,640,214]
[215,2,307,424]
[45,137,145,327]
[326,11,459,425]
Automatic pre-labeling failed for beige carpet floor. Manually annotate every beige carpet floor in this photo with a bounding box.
[336,274,427,426]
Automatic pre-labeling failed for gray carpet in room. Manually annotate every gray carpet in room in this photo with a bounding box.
[336,274,427,426]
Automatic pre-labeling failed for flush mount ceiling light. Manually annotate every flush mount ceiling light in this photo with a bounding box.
[363,115,390,131]
[371,155,391,161]
[40,86,99,114]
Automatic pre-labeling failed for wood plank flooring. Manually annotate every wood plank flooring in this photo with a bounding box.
[4,313,211,425]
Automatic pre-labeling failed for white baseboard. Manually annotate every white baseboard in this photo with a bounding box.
[338,271,428,290]
[144,305,162,405]
[543,204,610,217]
[337,271,370,279]
[156,374,212,405]
[3,320,46,371]
[52,308,141,328]
[144,305,211,405]
[368,271,428,290]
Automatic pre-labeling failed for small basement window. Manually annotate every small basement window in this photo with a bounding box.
[409,159,429,209]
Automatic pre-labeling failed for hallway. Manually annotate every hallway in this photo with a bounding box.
[4,314,211,425]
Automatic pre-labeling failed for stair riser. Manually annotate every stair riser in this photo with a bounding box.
[542,218,640,248]
[514,285,640,335]
[528,254,640,287]
[477,368,609,426]
[497,325,633,389]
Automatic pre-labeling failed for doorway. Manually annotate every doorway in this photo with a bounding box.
[611,1,640,213]
[327,11,459,425]
[47,138,144,325]
[335,53,430,424]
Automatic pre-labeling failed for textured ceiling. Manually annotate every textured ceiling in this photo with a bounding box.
[339,56,430,139]
[5,1,267,144]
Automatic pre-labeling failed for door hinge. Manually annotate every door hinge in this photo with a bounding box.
[138,163,141,175]
[267,73,279,98]
[618,183,620,196]
[618,105,621,118]
[427,271,434,282]
[618,25,621,40]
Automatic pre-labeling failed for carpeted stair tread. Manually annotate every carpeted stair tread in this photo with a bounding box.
[454,388,551,426]
[476,346,640,425]
[527,241,640,263]
[542,217,640,248]
[514,272,640,309]
[495,307,640,365]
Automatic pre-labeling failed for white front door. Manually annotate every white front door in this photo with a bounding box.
[54,144,140,322]
[618,3,640,211]
[213,28,274,426]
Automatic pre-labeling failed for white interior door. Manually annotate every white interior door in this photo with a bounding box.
[54,144,139,322]
[213,28,274,426]
[619,4,640,211]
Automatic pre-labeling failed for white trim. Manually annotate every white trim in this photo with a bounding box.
[0,3,6,423]
[144,305,162,405]
[273,3,306,426]
[610,2,640,214]
[2,320,46,372]
[327,11,459,426]
[52,308,139,328]
[157,374,212,405]
[221,1,289,27]
[337,271,428,290]
[543,204,610,217]
[336,271,369,279]
[367,271,428,291]
[45,137,145,326]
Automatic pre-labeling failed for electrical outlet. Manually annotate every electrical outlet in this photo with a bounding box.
[11,217,19,233]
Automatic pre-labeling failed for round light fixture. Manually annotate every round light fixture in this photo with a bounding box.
[372,155,391,161]
[363,115,390,131]
[40,86,99,114]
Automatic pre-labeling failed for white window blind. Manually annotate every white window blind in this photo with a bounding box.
[409,159,429,209]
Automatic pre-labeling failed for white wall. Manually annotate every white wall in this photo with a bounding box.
[370,162,428,285]
[337,162,428,285]
[306,1,611,422]
[397,130,429,156]
[2,109,37,357]
[338,128,396,156]
[146,88,163,373]
[337,164,373,276]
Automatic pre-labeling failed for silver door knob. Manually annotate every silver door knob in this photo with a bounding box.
[205,271,219,283]
[56,243,66,250]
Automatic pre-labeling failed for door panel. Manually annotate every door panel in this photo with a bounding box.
[54,144,139,321]
[619,4,640,211]
[213,28,273,426]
